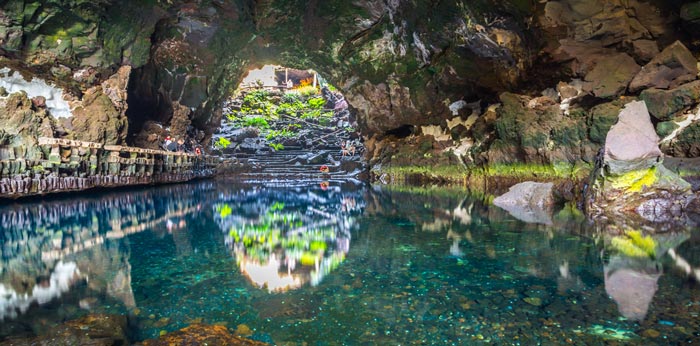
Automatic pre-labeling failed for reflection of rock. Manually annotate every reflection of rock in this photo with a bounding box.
[140,323,267,346]
[3,314,128,345]
[493,182,555,225]
[604,256,661,321]
[0,261,82,320]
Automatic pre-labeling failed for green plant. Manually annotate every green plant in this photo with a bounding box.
[214,137,231,149]
[307,97,326,109]
[225,112,238,122]
[294,85,320,97]
[282,93,301,104]
[244,116,270,129]
[266,129,295,141]
[269,142,285,151]
[276,101,306,116]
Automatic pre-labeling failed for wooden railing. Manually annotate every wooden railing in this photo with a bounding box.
[0,137,218,198]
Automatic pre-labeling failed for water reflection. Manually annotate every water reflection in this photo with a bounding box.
[0,183,698,344]
[214,185,364,292]
[0,182,216,324]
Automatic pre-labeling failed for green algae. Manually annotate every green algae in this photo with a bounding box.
[608,167,657,192]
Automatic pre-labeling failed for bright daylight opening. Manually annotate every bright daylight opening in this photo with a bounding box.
[212,65,365,183]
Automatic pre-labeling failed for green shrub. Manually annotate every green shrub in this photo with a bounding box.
[244,116,270,129]
[269,142,285,151]
[307,97,326,109]
[214,137,231,149]
[282,93,301,104]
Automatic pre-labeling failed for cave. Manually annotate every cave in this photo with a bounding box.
[2,1,700,344]
[210,64,364,180]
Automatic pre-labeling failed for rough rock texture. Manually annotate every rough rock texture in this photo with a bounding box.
[640,80,700,121]
[2,0,537,145]
[3,0,700,185]
[591,101,694,225]
[603,101,662,174]
[583,53,640,98]
[629,41,698,93]
[493,182,556,224]
[0,91,56,159]
[70,66,131,144]
[139,323,268,346]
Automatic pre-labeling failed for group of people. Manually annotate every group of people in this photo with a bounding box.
[162,136,203,155]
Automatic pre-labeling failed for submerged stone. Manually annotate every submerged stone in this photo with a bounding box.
[140,323,267,346]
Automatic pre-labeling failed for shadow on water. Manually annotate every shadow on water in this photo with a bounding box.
[0,181,699,344]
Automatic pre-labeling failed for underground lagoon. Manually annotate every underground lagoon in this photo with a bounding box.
[2,0,700,345]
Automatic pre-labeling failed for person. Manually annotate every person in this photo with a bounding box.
[286,79,293,89]
[176,138,185,152]
[162,135,173,151]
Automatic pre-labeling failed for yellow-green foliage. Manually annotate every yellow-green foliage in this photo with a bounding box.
[479,163,590,180]
[610,230,656,258]
[378,164,468,181]
[217,203,232,219]
[609,167,657,192]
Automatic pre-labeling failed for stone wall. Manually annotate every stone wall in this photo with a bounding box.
[0,137,217,198]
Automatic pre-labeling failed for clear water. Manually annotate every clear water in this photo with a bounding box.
[1,181,699,345]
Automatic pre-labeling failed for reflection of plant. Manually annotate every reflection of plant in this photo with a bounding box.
[217,203,232,219]
[611,230,656,258]
[270,201,285,211]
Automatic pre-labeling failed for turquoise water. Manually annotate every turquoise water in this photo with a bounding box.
[1,181,699,345]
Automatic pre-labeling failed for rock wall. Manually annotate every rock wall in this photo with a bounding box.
[0,136,217,199]
[2,0,700,179]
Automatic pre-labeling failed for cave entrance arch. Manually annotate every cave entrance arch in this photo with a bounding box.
[213,64,365,182]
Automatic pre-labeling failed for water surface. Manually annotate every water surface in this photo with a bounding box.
[0,181,698,345]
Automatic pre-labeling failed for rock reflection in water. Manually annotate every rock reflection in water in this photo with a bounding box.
[0,182,216,327]
[215,184,364,292]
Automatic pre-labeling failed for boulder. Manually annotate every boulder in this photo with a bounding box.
[640,80,700,121]
[632,39,659,63]
[583,53,640,98]
[629,41,698,93]
[667,122,700,157]
[603,101,662,174]
[681,2,700,26]
[493,182,555,225]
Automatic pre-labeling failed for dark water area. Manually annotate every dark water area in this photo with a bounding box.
[0,181,699,345]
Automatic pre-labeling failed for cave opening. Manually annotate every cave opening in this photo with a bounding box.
[212,65,366,181]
